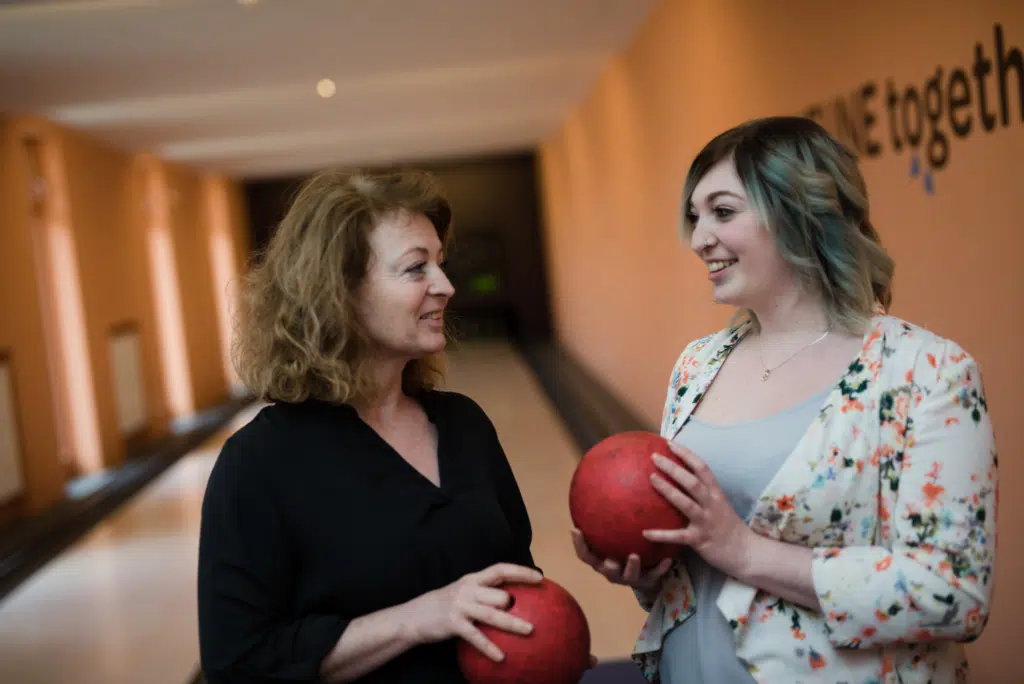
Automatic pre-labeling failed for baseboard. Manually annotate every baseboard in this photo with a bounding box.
[516,340,655,455]
[0,395,255,605]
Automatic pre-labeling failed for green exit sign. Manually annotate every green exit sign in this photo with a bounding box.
[470,273,500,294]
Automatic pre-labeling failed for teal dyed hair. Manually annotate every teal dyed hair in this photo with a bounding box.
[681,116,894,335]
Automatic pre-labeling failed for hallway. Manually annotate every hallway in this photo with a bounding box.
[0,341,648,683]
[1,2,1019,682]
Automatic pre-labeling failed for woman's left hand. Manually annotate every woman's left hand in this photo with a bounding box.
[642,442,754,578]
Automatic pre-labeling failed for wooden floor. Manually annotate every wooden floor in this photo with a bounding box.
[0,340,647,683]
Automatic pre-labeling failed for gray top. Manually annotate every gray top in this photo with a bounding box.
[660,388,828,684]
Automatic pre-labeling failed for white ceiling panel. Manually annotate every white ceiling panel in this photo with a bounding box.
[0,0,655,178]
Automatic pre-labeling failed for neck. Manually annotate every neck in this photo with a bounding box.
[350,357,408,421]
[750,287,830,341]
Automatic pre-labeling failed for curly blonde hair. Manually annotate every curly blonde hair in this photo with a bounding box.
[232,168,453,405]
[680,116,895,335]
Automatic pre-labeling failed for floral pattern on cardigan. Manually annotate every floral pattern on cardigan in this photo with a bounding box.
[632,307,998,684]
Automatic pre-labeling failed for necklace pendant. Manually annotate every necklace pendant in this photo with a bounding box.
[762,368,771,381]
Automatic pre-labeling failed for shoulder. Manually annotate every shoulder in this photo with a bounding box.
[205,406,280,486]
[221,400,336,451]
[205,401,338,489]
[876,314,980,369]
[874,314,985,393]
[201,408,281,515]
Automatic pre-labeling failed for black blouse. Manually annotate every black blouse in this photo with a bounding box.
[197,390,537,683]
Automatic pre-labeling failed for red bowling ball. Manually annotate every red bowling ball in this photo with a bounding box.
[457,577,590,684]
[569,431,688,567]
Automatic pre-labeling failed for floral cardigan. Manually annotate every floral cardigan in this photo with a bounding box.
[632,307,998,684]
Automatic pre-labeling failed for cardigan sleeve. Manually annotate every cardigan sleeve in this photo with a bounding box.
[197,433,349,682]
[810,339,998,648]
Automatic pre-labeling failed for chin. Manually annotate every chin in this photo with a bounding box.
[711,278,756,309]
[423,343,446,356]
[711,286,741,307]
[418,332,448,355]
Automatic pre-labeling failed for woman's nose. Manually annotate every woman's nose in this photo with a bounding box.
[689,218,709,253]
[431,267,455,297]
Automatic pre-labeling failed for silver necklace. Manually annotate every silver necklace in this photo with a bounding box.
[757,326,832,381]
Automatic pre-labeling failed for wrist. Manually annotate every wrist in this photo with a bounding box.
[726,527,760,581]
[395,596,425,647]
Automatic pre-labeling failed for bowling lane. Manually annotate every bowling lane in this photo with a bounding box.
[0,340,646,684]
[445,341,648,660]
[0,403,264,684]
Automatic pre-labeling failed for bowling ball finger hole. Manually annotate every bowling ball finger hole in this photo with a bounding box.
[505,595,516,609]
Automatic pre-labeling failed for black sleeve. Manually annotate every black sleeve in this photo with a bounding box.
[471,401,538,573]
[197,433,348,683]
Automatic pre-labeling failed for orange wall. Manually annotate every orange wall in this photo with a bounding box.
[0,117,64,515]
[0,114,251,525]
[59,126,168,466]
[538,1,1023,679]
[164,164,230,412]
[218,175,253,394]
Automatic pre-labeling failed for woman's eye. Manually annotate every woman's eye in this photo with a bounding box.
[407,262,426,274]
[713,206,734,219]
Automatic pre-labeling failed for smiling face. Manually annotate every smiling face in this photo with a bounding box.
[357,210,454,360]
[685,157,799,312]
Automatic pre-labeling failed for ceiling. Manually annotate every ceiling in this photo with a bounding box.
[0,0,655,179]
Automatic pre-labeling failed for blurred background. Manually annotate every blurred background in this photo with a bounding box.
[0,1,1020,682]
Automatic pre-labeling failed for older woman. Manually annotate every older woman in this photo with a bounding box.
[197,169,544,683]
[572,116,998,683]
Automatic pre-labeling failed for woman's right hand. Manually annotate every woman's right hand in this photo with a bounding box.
[570,527,672,594]
[403,563,542,662]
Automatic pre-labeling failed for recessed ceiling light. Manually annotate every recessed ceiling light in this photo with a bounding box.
[317,79,337,99]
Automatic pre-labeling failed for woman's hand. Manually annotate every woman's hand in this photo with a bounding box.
[402,563,541,662]
[570,528,673,594]
[643,442,754,578]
